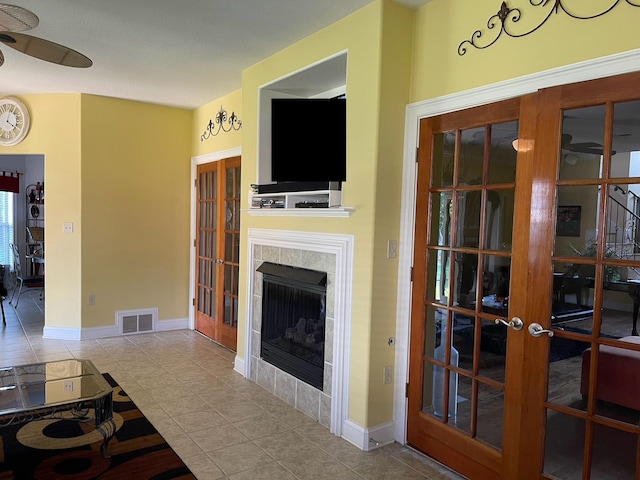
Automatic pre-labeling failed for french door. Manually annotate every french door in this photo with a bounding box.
[408,72,640,479]
[195,156,241,351]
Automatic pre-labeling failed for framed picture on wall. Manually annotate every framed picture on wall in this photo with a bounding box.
[556,205,581,237]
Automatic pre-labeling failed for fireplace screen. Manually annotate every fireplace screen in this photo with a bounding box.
[258,262,327,390]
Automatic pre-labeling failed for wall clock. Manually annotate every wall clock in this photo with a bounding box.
[0,97,30,146]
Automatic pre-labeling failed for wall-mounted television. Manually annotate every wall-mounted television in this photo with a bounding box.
[271,98,346,184]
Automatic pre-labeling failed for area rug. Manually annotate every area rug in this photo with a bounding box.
[0,373,195,479]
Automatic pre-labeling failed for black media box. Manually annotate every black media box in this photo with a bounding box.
[255,181,341,194]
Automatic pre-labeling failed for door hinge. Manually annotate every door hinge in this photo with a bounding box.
[193,238,196,247]
[406,383,409,398]
[415,147,419,163]
[410,266,414,282]
[194,178,197,187]
[192,298,195,306]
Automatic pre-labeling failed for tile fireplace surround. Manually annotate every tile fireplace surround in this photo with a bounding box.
[242,228,354,442]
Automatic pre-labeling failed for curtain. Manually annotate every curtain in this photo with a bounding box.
[0,172,18,194]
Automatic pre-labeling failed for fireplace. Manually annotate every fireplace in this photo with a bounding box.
[258,261,326,390]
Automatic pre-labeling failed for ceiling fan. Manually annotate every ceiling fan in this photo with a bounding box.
[0,3,91,68]
[561,133,613,156]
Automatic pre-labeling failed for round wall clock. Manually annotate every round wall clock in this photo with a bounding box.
[0,97,30,146]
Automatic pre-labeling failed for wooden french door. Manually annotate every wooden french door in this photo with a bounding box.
[408,71,640,479]
[195,156,241,351]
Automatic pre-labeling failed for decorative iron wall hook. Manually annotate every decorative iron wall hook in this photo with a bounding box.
[459,0,640,56]
[200,106,242,141]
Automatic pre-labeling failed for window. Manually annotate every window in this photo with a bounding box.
[0,191,15,267]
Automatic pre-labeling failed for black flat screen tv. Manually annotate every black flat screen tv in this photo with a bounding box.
[271,98,346,183]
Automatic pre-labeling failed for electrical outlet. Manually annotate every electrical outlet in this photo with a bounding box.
[63,222,74,233]
[63,380,73,392]
[383,365,393,384]
[88,295,96,305]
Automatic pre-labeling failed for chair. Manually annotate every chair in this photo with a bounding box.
[8,243,44,308]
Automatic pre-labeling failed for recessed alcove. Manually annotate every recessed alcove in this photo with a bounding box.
[257,52,347,187]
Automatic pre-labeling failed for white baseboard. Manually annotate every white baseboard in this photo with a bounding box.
[42,317,189,341]
[341,419,395,451]
[155,318,189,331]
[234,355,245,376]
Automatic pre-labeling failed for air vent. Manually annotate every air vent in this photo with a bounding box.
[116,308,157,335]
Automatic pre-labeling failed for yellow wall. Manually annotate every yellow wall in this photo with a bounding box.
[367,0,414,426]
[80,95,192,328]
[238,1,390,427]
[0,94,83,329]
[412,0,640,103]
[192,89,243,157]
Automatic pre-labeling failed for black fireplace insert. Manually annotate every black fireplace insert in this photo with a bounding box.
[258,262,327,390]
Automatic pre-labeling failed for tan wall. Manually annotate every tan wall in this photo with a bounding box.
[192,89,243,157]
[238,1,387,426]
[80,95,192,328]
[367,0,414,427]
[0,94,83,329]
[411,0,640,103]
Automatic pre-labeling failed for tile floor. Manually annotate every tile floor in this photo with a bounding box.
[0,291,466,480]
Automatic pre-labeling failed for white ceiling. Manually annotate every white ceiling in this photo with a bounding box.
[0,0,430,110]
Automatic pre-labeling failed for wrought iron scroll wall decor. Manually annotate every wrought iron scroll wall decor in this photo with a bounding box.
[200,106,242,141]
[459,0,640,56]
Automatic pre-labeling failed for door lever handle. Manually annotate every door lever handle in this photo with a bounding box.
[494,317,523,331]
[528,323,554,337]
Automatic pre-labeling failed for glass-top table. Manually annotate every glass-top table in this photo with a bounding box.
[0,359,115,457]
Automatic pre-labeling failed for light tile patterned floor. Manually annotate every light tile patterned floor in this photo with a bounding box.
[0,291,466,480]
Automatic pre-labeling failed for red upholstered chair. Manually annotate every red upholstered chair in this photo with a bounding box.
[580,336,640,411]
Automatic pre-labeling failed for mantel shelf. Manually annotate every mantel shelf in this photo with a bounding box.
[244,207,354,218]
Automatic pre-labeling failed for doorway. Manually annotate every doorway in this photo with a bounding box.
[407,72,640,479]
[194,156,241,351]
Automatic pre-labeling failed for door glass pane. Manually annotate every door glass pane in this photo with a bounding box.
[453,252,477,310]
[601,264,637,339]
[612,100,640,178]
[452,375,472,433]
[424,305,444,360]
[479,319,506,383]
[432,132,455,188]
[552,261,594,333]
[429,192,453,246]
[453,312,474,373]
[480,255,510,317]
[591,424,637,479]
[476,382,504,451]
[426,249,449,304]
[488,121,518,185]
[485,189,514,251]
[456,191,481,248]
[559,105,606,181]
[543,411,585,480]
[555,185,600,255]
[546,336,590,412]
[459,127,485,186]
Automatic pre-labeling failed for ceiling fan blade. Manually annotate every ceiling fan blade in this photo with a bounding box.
[0,48,3,66]
[0,3,38,32]
[0,31,92,67]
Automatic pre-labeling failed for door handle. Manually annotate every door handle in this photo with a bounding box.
[494,317,524,331]
[215,259,224,265]
[528,323,554,337]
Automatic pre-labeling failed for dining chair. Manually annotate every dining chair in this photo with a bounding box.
[8,243,44,308]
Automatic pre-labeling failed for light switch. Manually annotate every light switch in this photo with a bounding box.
[63,222,74,233]
[386,240,397,259]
